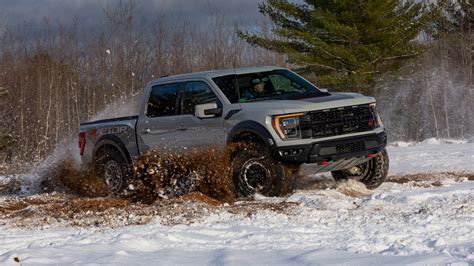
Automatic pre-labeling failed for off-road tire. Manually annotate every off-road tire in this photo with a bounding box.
[331,149,389,189]
[95,147,131,196]
[230,143,297,198]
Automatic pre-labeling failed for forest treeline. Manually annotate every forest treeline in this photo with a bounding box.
[378,0,472,141]
[0,1,283,164]
[0,0,472,167]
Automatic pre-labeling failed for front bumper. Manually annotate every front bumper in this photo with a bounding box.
[273,132,387,164]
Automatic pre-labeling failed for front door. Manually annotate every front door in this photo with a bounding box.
[172,81,225,149]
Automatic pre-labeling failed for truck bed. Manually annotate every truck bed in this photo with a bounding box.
[79,116,140,165]
[80,116,139,126]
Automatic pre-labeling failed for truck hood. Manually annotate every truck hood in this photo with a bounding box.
[239,92,375,114]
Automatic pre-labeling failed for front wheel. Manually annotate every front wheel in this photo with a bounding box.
[331,149,389,189]
[230,143,297,198]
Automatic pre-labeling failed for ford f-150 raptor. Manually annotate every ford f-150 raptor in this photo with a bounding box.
[79,66,388,197]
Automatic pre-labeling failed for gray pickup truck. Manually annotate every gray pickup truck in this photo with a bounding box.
[79,66,388,198]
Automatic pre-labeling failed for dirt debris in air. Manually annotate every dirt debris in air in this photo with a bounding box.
[35,146,236,204]
[1,145,473,229]
[1,171,471,228]
[0,145,294,228]
[130,146,236,203]
[41,159,109,197]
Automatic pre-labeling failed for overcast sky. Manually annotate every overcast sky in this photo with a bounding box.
[0,0,278,28]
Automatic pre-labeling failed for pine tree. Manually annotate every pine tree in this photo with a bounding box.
[239,0,430,93]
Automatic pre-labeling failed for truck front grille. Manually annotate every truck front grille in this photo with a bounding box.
[300,104,376,139]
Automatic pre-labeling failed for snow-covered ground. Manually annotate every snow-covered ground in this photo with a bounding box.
[388,138,474,174]
[0,140,473,265]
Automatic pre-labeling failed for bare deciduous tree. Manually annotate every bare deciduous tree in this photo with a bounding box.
[0,1,284,169]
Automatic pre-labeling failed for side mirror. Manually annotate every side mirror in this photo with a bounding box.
[319,88,329,93]
[195,102,222,118]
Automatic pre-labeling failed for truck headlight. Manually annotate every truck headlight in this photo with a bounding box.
[369,102,382,127]
[272,113,305,140]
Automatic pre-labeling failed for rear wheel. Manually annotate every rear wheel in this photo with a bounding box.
[230,142,297,198]
[331,149,389,189]
[95,147,131,196]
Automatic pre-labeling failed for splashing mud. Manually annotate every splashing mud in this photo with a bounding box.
[41,159,109,197]
[3,156,473,229]
[1,145,238,203]
[131,146,236,203]
[24,146,237,204]
[0,145,294,228]
[5,132,474,229]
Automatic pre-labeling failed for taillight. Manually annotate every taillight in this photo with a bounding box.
[78,131,86,156]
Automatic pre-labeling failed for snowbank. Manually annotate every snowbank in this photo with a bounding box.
[387,140,474,175]
[1,179,472,265]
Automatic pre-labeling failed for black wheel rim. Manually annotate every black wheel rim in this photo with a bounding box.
[104,160,123,193]
[346,161,370,180]
[241,158,271,193]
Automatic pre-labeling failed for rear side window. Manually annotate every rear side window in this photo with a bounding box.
[182,81,217,115]
[146,83,178,117]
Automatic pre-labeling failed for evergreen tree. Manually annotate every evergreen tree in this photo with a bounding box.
[239,0,430,93]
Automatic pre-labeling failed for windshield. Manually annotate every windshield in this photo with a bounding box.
[212,69,327,103]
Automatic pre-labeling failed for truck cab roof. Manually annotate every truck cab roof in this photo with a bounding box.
[152,66,286,84]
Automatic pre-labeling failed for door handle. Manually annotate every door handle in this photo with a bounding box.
[141,128,151,134]
[177,125,187,131]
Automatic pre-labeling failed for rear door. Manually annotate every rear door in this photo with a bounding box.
[172,80,226,149]
[136,82,181,152]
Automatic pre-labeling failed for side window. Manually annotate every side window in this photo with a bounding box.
[146,83,178,117]
[182,81,217,115]
[212,75,239,103]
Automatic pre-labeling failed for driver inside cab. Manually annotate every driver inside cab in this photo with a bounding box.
[241,77,269,101]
